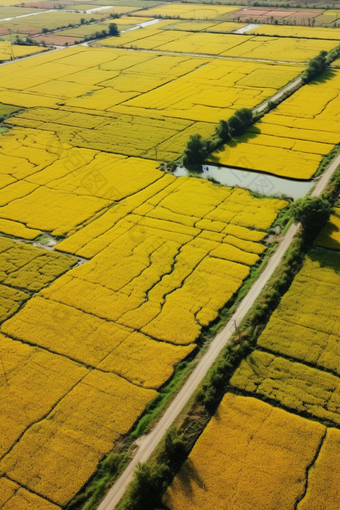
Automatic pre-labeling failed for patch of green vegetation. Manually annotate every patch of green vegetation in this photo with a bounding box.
[65,452,129,510]
[0,103,22,124]
[130,355,198,439]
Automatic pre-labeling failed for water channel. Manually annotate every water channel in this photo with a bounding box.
[173,164,314,200]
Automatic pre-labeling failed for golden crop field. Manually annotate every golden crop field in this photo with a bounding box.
[0,46,304,162]
[0,41,45,61]
[0,177,287,504]
[1,7,337,506]
[257,250,340,372]
[230,249,340,426]
[0,42,289,500]
[0,11,114,35]
[315,207,340,251]
[232,349,340,424]
[136,3,239,20]
[0,476,61,509]
[248,24,340,40]
[0,39,291,501]
[99,23,338,62]
[210,69,340,179]
[0,236,76,321]
[164,393,330,510]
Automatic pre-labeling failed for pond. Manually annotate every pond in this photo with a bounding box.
[173,164,314,200]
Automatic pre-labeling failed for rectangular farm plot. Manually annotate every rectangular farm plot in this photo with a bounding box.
[0,477,61,510]
[0,333,88,459]
[0,10,115,35]
[0,236,77,292]
[164,393,326,510]
[248,24,340,40]
[210,69,340,179]
[0,41,45,60]
[256,249,340,374]
[0,369,156,506]
[231,350,340,426]
[136,3,239,20]
[99,25,336,62]
[30,178,287,346]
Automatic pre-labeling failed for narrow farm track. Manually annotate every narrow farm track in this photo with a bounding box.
[97,158,340,510]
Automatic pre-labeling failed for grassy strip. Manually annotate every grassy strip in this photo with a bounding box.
[130,355,198,439]
[117,164,340,510]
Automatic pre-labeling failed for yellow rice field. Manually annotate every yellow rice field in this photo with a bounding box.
[0,20,333,507]
[231,349,340,425]
[248,24,340,40]
[0,67,287,502]
[0,41,45,61]
[164,393,327,510]
[210,69,340,179]
[99,24,337,62]
[231,249,340,427]
[0,477,61,510]
[136,3,239,20]
[0,46,303,163]
[257,250,340,373]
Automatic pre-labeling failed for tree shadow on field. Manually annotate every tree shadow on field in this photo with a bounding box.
[310,241,340,271]
[175,458,207,496]
[208,130,260,165]
[312,69,336,85]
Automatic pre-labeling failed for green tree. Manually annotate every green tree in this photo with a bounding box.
[227,114,244,137]
[122,461,168,510]
[235,108,253,129]
[303,51,327,83]
[164,427,187,465]
[108,22,119,36]
[291,196,332,240]
[215,119,231,143]
[183,133,208,168]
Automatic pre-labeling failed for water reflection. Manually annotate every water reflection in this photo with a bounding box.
[173,165,314,200]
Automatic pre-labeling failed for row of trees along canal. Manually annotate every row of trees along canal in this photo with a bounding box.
[180,47,340,170]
